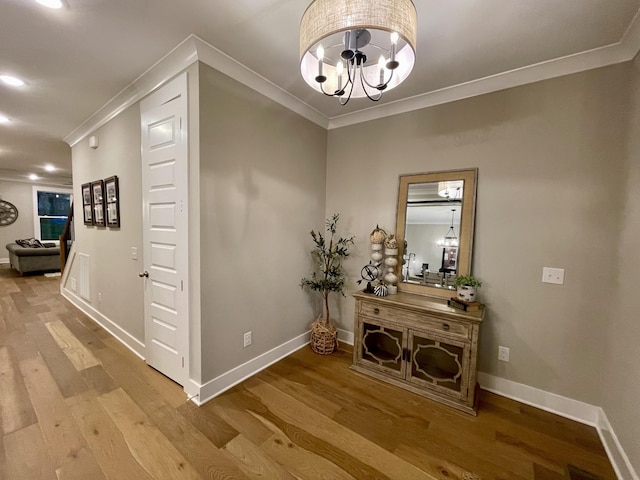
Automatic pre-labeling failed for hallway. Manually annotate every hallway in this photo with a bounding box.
[0,266,616,479]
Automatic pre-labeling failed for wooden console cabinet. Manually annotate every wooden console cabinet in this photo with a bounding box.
[351,291,485,415]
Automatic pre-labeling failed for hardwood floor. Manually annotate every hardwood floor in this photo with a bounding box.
[0,266,617,479]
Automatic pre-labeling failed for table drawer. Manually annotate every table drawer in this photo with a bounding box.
[360,301,470,339]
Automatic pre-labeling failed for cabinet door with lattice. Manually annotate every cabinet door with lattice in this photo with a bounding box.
[355,317,407,379]
[407,330,471,401]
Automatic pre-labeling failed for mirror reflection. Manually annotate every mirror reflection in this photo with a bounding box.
[403,181,463,289]
[396,169,477,298]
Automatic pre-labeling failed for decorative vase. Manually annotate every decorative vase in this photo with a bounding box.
[384,239,399,294]
[457,285,477,302]
[374,284,388,297]
[310,318,338,355]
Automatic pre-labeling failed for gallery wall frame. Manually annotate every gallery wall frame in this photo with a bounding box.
[81,182,93,225]
[91,180,105,227]
[104,175,120,228]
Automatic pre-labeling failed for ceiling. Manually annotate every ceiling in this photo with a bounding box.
[1,0,640,186]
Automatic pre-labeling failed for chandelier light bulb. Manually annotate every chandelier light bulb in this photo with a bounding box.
[36,0,63,8]
[316,45,324,61]
[378,55,386,85]
[0,75,25,87]
[390,32,399,44]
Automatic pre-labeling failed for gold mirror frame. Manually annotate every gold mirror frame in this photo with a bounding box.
[396,168,478,298]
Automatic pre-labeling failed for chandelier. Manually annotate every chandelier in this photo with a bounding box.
[300,0,417,105]
[438,209,459,247]
[438,181,464,200]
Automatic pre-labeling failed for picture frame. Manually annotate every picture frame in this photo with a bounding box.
[81,182,93,225]
[91,180,105,227]
[104,175,120,228]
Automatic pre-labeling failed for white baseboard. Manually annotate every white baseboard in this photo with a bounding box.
[0,257,9,264]
[337,328,354,345]
[478,372,637,480]
[194,331,311,406]
[60,286,146,360]
[596,409,639,480]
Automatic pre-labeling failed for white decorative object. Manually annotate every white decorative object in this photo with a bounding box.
[384,272,398,285]
[383,234,399,294]
[457,286,477,302]
[371,251,383,262]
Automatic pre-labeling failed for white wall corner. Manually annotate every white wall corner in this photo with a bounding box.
[478,372,638,479]
[60,285,146,360]
[196,331,311,405]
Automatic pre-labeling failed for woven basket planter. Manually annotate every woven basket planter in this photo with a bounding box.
[310,319,338,355]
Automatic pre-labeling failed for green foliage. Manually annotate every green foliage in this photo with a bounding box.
[453,274,483,288]
[300,213,354,324]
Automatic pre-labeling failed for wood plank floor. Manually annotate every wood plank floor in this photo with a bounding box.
[0,265,617,480]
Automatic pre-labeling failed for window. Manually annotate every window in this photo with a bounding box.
[32,186,72,242]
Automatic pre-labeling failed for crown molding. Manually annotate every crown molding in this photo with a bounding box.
[329,43,637,130]
[64,36,199,147]
[191,36,328,129]
[64,35,328,147]
[65,10,640,143]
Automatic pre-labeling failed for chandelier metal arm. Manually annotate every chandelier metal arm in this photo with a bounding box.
[339,76,355,105]
[358,65,382,101]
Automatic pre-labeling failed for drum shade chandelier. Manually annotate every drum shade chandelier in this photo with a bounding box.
[300,0,417,105]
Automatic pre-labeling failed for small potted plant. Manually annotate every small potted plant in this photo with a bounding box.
[300,213,354,354]
[453,274,482,302]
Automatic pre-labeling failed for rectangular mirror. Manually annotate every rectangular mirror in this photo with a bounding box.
[396,169,478,298]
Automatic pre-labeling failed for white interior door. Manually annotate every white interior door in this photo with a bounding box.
[140,73,189,386]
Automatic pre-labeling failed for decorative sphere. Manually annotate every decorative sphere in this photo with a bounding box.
[384,257,398,267]
[384,273,398,285]
[371,252,383,262]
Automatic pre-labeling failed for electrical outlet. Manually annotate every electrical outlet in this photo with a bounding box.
[498,346,510,362]
[542,267,565,285]
[98,292,103,304]
[243,331,252,348]
[131,247,138,260]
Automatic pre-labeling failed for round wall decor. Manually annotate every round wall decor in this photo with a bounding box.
[0,200,19,226]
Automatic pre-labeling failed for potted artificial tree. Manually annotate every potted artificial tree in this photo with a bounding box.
[300,213,354,354]
[453,274,482,302]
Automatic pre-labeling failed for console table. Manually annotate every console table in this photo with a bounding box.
[351,291,485,415]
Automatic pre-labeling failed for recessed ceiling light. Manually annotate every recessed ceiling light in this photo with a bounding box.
[0,75,25,87]
[44,164,56,172]
[36,0,63,8]
[0,115,11,124]
[29,174,39,180]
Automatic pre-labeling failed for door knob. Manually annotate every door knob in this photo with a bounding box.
[139,271,149,278]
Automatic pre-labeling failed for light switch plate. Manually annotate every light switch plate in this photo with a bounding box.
[542,267,565,285]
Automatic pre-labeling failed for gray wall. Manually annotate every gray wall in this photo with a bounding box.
[602,55,640,471]
[198,63,327,381]
[68,102,145,342]
[0,180,36,259]
[327,64,631,408]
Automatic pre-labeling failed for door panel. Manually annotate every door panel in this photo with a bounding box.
[140,73,188,386]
